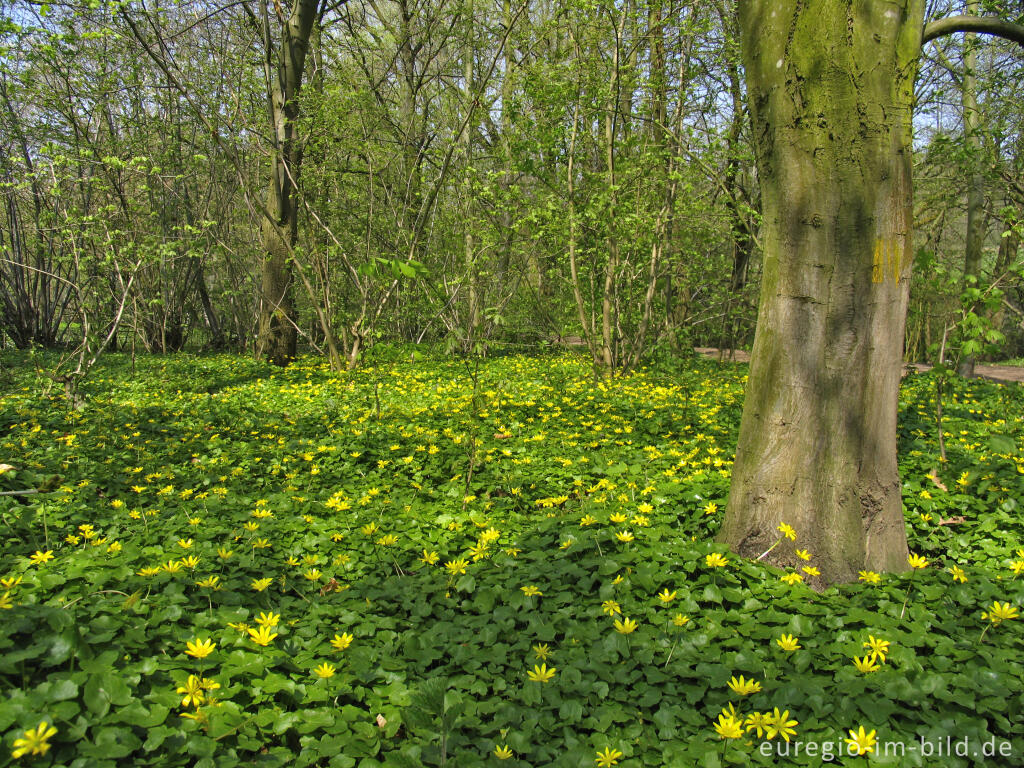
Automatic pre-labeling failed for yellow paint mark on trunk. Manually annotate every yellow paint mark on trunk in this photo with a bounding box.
[872,238,902,283]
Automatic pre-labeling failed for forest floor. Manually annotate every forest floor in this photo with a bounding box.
[695,347,1024,384]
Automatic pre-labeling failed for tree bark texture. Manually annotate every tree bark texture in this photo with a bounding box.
[257,0,320,367]
[720,1,924,584]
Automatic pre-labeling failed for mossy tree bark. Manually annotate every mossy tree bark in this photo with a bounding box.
[256,0,320,367]
[719,2,925,584]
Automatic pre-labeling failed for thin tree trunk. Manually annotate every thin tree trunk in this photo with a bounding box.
[958,0,985,378]
[256,0,320,367]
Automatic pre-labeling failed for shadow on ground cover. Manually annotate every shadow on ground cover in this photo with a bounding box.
[0,353,1022,767]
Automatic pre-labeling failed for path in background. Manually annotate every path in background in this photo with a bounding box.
[694,348,1024,384]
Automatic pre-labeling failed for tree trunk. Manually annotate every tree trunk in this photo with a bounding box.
[720,2,924,585]
[256,0,320,367]
[958,0,984,379]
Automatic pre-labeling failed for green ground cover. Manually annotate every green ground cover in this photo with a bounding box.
[1,350,1023,767]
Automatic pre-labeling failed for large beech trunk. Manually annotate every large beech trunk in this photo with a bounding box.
[720,2,925,584]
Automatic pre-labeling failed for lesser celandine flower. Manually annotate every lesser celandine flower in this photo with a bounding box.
[908,553,929,569]
[802,566,820,577]
[28,550,54,565]
[845,726,878,756]
[613,617,638,634]
[863,636,890,661]
[595,746,624,766]
[248,626,278,646]
[521,585,542,596]
[614,530,635,542]
[313,663,336,679]
[765,708,798,741]
[444,558,468,576]
[330,632,353,651]
[858,570,881,584]
[657,589,677,604]
[494,745,514,760]
[705,553,728,568]
[12,721,58,758]
[852,653,881,673]
[533,643,551,660]
[777,523,797,541]
[776,634,800,651]
[949,565,968,583]
[176,675,205,707]
[727,675,762,696]
[526,663,556,682]
[982,601,1019,624]
[185,638,216,659]
[713,713,743,739]
[780,572,803,585]
[602,600,621,616]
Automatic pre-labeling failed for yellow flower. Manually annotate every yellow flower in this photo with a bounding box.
[559,538,573,549]
[1010,560,1024,577]
[176,675,206,708]
[330,632,354,651]
[360,522,378,536]
[494,745,514,759]
[256,611,280,628]
[0,591,13,610]
[314,662,336,679]
[705,553,728,568]
[727,675,762,696]
[11,721,57,758]
[614,530,635,543]
[601,599,621,615]
[163,560,184,574]
[764,708,798,742]
[845,726,878,756]
[185,638,216,659]
[248,625,279,646]
[419,550,439,565]
[376,534,398,546]
[595,746,624,766]
[795,549,811,561]
[533,643,551,660]
[673,614,689,627]
[858,570,881,584]
[1,576,23,590]
[801,566,820,577]
[251,578,273,592]
[907,553,929,569]
[217,547,234,560]
[776,634,800,651]
[777,523,797,541]
[609,512,627,524]
[982,601,1019,625]
[657,589,677,604]
[526,663,556,682]
[138,566,162,577]
[948,565,968,583]
[303,568,322,581]
[28,550,54,565]
[521,585,543,597]
[713,713,744,739]
[579,514,597,527]
[227,622,250,633]
[863,636,891,662]
[613,617,638,634]
[852,653,881,673]
[253,538,271,549]
[703,502,718,516]
[445,558,469,576]
[744,711,770,737]
[180,555,200,569]
[178,538,193,549]
[779,572,803,585]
